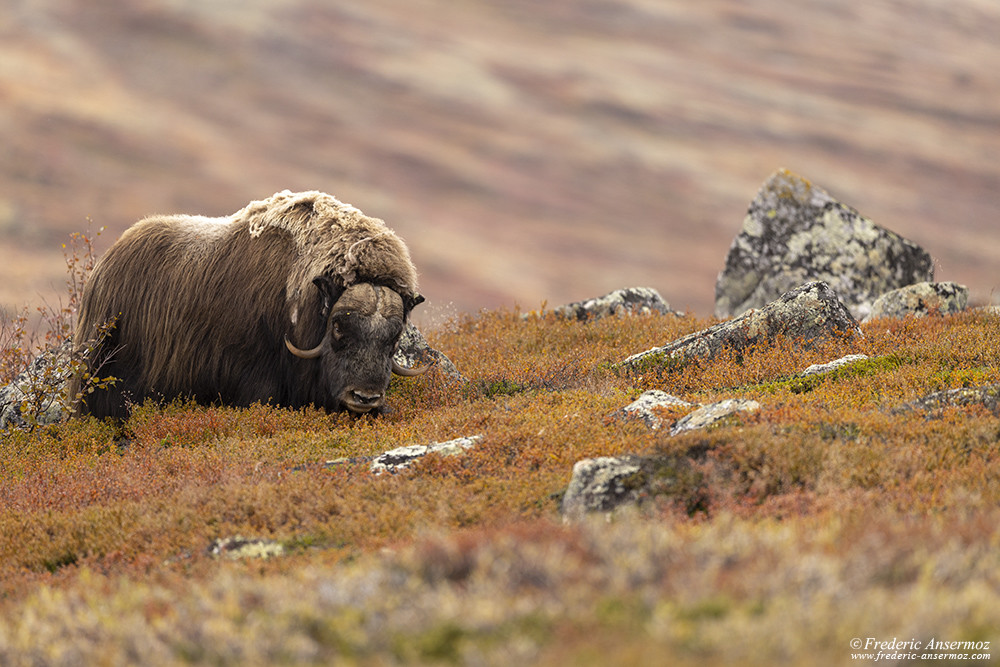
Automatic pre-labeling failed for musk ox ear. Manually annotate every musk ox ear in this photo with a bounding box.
[403,293,425,317]
[312,275,344,315]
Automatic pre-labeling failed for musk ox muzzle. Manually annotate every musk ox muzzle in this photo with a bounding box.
[284,281,427,414]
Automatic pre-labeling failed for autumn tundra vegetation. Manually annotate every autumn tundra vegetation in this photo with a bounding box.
[0,221,998,664]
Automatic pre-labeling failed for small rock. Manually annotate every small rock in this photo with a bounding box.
[561,456,645,519]
[670,399,760,436]
[864,282,968,321]
[370,435,483,474]
[552,287,677,321]
[800,354,870,377]
[715,169,933,320]
[611,390,695,430]
[309,455,375,469]
[895,384,1000,414]
[0,341,74,429]
[394,323,461,378]
[561,454,705,519]
[620,281,860,371]
[208,536,286,560]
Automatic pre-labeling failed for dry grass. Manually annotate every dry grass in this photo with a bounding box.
[0,300,999,664]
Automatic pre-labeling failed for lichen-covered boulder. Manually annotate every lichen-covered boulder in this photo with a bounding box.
[561,454,705,519]
[895,384,1000,415]
[620,282,860,371]
[0,342,73,429]
[608,390,694,430]
[670,399,760,436]
[551,287,677,321]
[864,282,968,321]
[715,169,933,320]
[561,456,645,519]
[370,435,483,474]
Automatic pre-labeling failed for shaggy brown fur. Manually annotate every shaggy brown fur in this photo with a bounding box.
[239,190,418,305]
[70,191,421,419]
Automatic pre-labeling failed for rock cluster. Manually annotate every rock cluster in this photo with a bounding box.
[564,392,761,518]
[370,435,483,474]
[608,390,693,430]
[715,169,933,320]
[550,287,679,321]
[865,281,968,321]
[620,281,860,372]
[560,169,983,518]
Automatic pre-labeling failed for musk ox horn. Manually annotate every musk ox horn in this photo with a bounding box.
[285,335,324,359]
[393,360,429,377]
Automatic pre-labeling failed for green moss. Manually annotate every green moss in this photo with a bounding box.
[675,596,732,621]
[479,377,528,398]
[595,595,651,627]
[928,364,996,391]
[756,353,913,394]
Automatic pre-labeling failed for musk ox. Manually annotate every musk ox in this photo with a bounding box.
[70,190,426,420]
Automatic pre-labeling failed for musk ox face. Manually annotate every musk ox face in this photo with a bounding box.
[285,280,424,414]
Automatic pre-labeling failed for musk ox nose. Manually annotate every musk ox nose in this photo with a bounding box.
[348,390,384,411]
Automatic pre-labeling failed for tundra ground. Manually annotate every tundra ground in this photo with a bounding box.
[0,306,998,665]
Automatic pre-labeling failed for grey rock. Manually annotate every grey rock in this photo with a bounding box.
[208,536,286,560]
[394,323,461,379]
[715,169,933,320]
[370,435,483,474]
[800,354,870,377]
[561,456,645,519]
[864,282,968,321]
[552,287,677,321]
[311,455,375,469]
[0,341,73,429]
[620,281,860,371]
[611,390,695,430]
[895,384,1000,414]
[561,454,705,519]
[670,399,760,436]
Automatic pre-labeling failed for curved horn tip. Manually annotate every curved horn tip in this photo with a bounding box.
[285,335,324,359]
[393,359,431,377]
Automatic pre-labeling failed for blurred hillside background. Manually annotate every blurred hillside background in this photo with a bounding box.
[2,0,999,325]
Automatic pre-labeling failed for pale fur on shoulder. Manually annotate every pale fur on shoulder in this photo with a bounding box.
[232,190,419,302]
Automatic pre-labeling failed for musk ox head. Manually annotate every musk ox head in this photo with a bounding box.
[284,279,426,414]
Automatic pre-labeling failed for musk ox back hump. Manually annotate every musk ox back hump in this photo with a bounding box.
[237,190,419,305]
[72,191,421,419]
